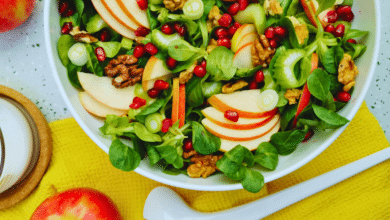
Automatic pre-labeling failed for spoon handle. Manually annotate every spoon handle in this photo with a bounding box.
[205,147,390,220]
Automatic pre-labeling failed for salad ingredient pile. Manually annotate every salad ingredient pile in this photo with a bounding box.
[56,0,368,193]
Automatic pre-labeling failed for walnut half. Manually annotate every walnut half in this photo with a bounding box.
[222,80,248,94]
[104,55,143,88]
[164,0,187,12]
[251,35,276,68]
[284,89,303,105]
[338,53,359,92]
[187,154,223,178]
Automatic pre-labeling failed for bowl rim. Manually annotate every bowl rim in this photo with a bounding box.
[44,0,381,191]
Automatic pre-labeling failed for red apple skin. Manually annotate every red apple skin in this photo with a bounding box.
[0,0,36,33]
[30,188,123,220]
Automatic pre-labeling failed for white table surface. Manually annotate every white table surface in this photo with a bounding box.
[0,0,389,141]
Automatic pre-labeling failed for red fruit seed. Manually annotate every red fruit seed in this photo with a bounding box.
[302,130,314,142]
[133,97,147,107]
[161,118,173,133]
[161,23,174,35]
[227,3,240,16]
[100,30,111,42]
[347,39,357,44]
[135,27,150,37]
[254,70,264,83]
[94,47,106,62]
[336,5,352,16]
[336,91,351,102]
[341,12,354,22]
[264,27,275,39]
[194,65,207,77]
[324,10,338,23]
[215,27,229,39]
[136,0,148,10]
[62,8,74,17]
[325,24,336,35]
[217,38,231,49]
[183,139,194,152]
[130,102,141,109]
[133,45,145,58]
[200,60,207,68]
[238,0,248,11]
[145,43,158,55]
[224,110,239,122]
[228,25,238,37]
[61,22,73,34]
[274,26,288,38]
[148,89,160,98]
[154,80,170,90]
[166,57,178,69]
[233,22,241,29]
[248,80,258,90]
[334,24,345,38]
[59,1,69,14]
[218,14,232,28]
[269,39,277,48]
[174,23,187,36]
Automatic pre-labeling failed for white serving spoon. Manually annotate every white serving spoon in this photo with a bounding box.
[144,147,390,220]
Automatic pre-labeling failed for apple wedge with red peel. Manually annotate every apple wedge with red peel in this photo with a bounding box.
[208,89,277,118]
[78,72,136,110]
[231,24,257,52]
[79,92,128,118]
[219,122,281,152]
[300,0,336,27]
[142,56,173,91]
[117,0,150,29]
[91,0,136,39]
[233,42,255,69]
[202,114,280,141]
[235,33,258,53]
[101,0,141,31]
[202,107,277,130]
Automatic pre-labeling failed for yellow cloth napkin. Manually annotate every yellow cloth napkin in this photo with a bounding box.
[1,102,389,219]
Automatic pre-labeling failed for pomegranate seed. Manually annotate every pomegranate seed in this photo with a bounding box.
[161,118,173,133]
[254,70,264,83]
[334,24,345,38]
[214,27,229,39]
[133,97,147,107]
[274,26,288,38]
[233,22,241,29]
[228,25,238,37]
[166,57,178,69]
[347,39,357,44]
[174,23,187,36]
[62,8,74,17]
[59,1,69,14]
[333,97,337,102]
[193,65,207,77]
[100,29,110,42]
[336,6,352,16]
[336,91,351,102]
[324,24,336,35]
[94,47,106,62]
[135,27,150,37]
[341,12,354,22]
[248,80,258,90]
[130,102,141,109]
[238,0,248,11]
[154,80,170,90]
[133,45,145,58]
[61,22,73,34]
[148,89,160,98]
[302,130,314,142]
[227,3,240,16]
[145,43,158,55]
[183,139,194,152]
[224,110,239,122]
[200,60,207,68]
[217,38,231,48]
[264,27,275,39]
[161,23,174,35]
[324,10,338,23]
[136,0,148,10]
[269,39,277,48]
[218,14,232,27]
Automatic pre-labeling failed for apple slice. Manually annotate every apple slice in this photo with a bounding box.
[202,114,280,141]
[234,3,267,35]
[301,0,336,27]
[91,0,136,39]
[231,24,256,52]
[208,89,277,118]
[101,0,140,31]
[79,92,127,118]
[117,0,150,29]
[219,122,280,152]
[233,42,254,69]
[202,107,277,130]
[78,72,136,110]
[142,56,172,91]
[235,33,258,53]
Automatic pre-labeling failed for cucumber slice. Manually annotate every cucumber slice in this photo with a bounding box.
[68,43,88,66]
[258,89,279,111]
[145,113,164,133]
[183,0,204,20]
[151,29,181,52]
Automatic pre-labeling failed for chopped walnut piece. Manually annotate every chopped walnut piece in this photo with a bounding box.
[222,80,248,94]
[288,16,309,45]
[251,35,276,68]
[284,89,303,105]
[264,0,283,16]
[338,54,359,92]
[183,150,198,159]
[207,39,219,53]
[206,6,222,32]
[69,26,98,43]
[104,55,143,88]
[164,0,187,12]
[179,61,197,84]
[187,154,223,178]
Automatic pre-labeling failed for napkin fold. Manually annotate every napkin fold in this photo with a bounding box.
[0,102,389,220]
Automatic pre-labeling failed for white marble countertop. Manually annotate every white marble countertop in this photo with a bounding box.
[0,0,389,141]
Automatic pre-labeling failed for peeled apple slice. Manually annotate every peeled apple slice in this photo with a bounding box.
[257,89,279,111]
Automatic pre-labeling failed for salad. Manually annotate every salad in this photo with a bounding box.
[56,0,368,193]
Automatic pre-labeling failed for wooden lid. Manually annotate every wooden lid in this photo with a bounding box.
[0,85,52,210]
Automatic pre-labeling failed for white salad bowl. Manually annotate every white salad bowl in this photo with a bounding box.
[44,0,380,191]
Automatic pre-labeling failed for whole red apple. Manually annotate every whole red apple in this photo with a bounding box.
[30,188,123,220]
[0,0,36,33]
